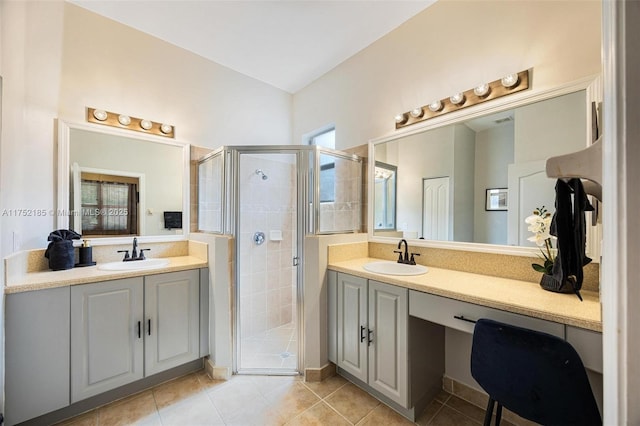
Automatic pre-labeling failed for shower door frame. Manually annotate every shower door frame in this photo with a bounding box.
[231,146,309,375]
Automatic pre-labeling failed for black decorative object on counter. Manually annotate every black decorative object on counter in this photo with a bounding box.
[76,239,96,267]
[44,229,81,271]
[539,274,575,295]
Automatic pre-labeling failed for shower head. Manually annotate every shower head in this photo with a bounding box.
[255,169,268,180]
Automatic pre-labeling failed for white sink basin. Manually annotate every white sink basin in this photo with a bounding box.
[97,258,170,271]
[363,261,428,276]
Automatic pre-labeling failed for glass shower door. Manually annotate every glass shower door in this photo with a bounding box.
[236,151,300,374]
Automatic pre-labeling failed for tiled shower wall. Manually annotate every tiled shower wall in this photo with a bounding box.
[318,153,363,233]
[238,154,297,338]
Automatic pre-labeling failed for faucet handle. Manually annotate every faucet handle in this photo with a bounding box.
[117,250,130,261]
[409,253,420,265]
[393,250,403,263]
[139,248,151,260]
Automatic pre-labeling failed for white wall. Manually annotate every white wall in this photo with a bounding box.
[0,1,292,256]
[473,124,514,244]
[452,124,475,242]
[293,0,601,150]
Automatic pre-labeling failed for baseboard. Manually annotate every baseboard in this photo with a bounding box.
[304,362,336,382]
[206,358,231,380]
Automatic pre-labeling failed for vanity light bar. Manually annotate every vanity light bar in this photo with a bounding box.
[86,107,175,138]
[395,70,530,130]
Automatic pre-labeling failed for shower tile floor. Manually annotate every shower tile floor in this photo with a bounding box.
[240,322,297,370]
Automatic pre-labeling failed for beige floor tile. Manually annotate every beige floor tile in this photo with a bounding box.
[415,400,444,425]
[152,373,204,409]
[98,391,159,426]
[194,369,229,392]
[252,374,300,396]
[445,395,487,422]
[428,405,479,426]
[264,381,321,420]
[324,383,381,424]
[208,377,270,422]
[356,403,414,425]
[285,402,350,426]
[158,392,224,425]
[302,375,348,399]
[433,389,451,404]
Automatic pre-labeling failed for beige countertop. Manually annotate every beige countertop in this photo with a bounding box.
[328,257,601,332]
[5,256,208,294]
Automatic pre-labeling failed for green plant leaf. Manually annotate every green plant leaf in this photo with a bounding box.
[532,263,547,273]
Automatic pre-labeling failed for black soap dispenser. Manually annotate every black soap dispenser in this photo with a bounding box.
[76,239,96,267]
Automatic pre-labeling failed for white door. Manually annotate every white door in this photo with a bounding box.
[144,270,200,376]
[368,280,409,407]
[507,160,556,246]
[71,278,144,403]
[423,177,451,240]
[337,272,368,382]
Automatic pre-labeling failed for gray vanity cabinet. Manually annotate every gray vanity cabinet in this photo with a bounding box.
[144,269,200,375]
[71,270,200,403]
[5,287,71,426]
[71,277,145,403]
[335,272,409,407]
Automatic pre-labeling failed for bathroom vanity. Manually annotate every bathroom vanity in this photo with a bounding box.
[327,255,602,421]
[3,244,208,426]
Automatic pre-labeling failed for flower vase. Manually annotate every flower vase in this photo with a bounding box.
[539,274,574,294]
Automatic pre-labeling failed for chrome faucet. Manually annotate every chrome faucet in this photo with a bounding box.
[394,239,420,265]
[117,237,150,261]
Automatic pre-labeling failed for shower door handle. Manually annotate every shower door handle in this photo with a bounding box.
[293,256,299,266]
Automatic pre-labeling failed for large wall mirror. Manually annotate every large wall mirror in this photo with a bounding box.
[57,121,190,242]
[370,76,601,259]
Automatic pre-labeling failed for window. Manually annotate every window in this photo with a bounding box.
[308,127,335,149]
[80,172,139,235]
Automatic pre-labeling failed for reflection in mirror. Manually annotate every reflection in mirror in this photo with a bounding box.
[373,89,588,248]
[374,162,397,232]
[318,151,362,233]
[63,126,186,238]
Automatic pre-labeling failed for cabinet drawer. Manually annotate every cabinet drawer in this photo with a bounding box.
[566,326,602,373]
[409,290,564,338]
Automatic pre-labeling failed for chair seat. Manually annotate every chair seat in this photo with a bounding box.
[471,318,601,426]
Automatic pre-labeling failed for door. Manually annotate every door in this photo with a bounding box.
[337,272,368,382]
[368,280,409,407]
[145,270,200,376]
[423,177,450,240]
[71,278,144,403]
[236,150,301,373]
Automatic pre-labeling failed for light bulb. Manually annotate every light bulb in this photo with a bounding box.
[427,100,443,112]
[394,113,408,124]
[410,107,424,119]
[140,119,153,130]
[474,84,490,97]
[450,93,465,105]
[160,123,173,134]
[92,109,108,121]
[118,115,131,126]
[501,74,519,88]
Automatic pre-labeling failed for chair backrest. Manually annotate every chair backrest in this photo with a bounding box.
[471,318,601,426]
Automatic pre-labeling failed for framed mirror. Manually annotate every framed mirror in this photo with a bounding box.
[57,120,190,243]
[369,76,601,259]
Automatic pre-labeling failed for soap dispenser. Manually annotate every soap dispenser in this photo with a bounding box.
[76,239,96,267]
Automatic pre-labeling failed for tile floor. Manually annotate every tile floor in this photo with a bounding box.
[240,323,297,370]
[57,371,517,426]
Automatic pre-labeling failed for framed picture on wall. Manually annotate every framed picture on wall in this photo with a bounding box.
[485,188,508,211]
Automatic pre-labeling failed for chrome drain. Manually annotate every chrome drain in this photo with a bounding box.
[280,352,292,359]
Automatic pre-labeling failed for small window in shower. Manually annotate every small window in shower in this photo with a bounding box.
[307,127,335,149]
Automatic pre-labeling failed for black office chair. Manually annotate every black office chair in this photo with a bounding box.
[470,318,601,426]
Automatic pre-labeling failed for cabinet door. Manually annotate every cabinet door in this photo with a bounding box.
[71,278,144,403]
[368,280,408,407]
[328,270,338,364]
[336,272,368,382]
[6,287,70,426]
[144,270,200,376]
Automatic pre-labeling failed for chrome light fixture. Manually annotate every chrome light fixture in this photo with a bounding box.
[394,69,530,130]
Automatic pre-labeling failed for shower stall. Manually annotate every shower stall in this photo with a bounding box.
[197,145,362,374]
